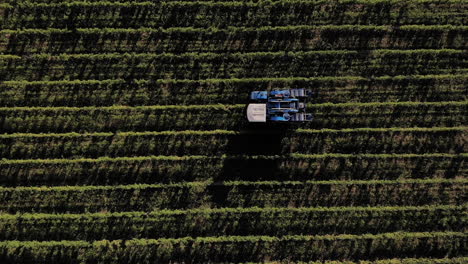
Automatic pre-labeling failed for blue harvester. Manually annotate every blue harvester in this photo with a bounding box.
[247,89,313,122]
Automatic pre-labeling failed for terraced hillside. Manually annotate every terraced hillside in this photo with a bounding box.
[0,0,467,263]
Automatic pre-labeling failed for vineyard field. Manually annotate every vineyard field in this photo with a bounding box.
[0,0,466,263]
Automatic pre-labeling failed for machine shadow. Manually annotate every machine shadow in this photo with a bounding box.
[218,124,291,182]
[209,124,291,205]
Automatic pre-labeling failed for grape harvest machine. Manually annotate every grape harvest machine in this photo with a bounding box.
[247,89,313,122]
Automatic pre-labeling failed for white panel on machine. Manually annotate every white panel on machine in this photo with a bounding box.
[247,104,267,122]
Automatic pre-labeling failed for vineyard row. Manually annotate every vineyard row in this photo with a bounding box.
[7,0,468,3]
[0,232,465,263]
[1,74,466,106]
[259,258,468,264]
[0,205,465,241]
[1,153,465,186]
[0,101,466,133]
[0,179,465,213]
[2,50,465,81]
[1,25,466,54]
[2,0,466,29]
[8,0,468,3]
[1,127,466,159]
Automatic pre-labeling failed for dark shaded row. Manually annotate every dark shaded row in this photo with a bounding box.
[2,50,465,81]
[1,154,465,186]
[1,25,466,55]
[2,1,466,29]
[0,128,466,159]
[0,180,465,213]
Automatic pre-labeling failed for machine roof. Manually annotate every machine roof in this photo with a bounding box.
[247,104,267,122]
